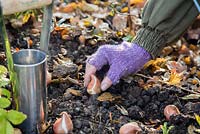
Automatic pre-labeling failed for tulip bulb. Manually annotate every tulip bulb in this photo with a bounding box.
[87,74,101,95]
[164,105,180,120]
[119,122,142,134]
[53,112,73,134]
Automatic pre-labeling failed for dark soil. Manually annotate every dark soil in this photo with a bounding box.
[45,32,200,134]
[1,21,200,134]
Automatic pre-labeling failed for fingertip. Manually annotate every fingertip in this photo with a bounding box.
[101,76,112,91]
[84,63,97,87]
[84,74,90,87]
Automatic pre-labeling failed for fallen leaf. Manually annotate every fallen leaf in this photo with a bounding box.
[130,0,144,5]
[189,44,198,51]
[67,88,82,97]
[162,46,173,56]
[197,71,200,79]
[190,67,197,75]
[143,58,167,72]
[188,125,200,134]
[167,69,182,85]
[78,1,99,12]
[97,92,121,102]
[115,105,128,116]
[179,44,190,54]
[166,61,187,73]
[183,56,191,65]
[194,55,200,66]
[112,14,127,31]
[182,94,200,100]
[194,113,200,126]
[121,7,128,13]
[22,13,31,24]
[59,2,78,13]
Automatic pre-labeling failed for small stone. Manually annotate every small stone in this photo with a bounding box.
[64,92,72,101]
[74,119,82,129]
[142,95,150,103]
[128,105,145,120]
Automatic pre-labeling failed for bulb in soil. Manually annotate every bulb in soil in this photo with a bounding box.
[87,74,101,95]
[119,122,142,134]
[53,112,73,134]
[164,105,180,120]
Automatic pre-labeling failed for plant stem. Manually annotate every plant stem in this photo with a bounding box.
[0,2,18,110]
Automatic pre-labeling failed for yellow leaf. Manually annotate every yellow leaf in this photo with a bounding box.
[167,69,182,85]
[194,113,200,126]
[22,13,31,24]
[83,20,92,27]
[97,92,121,102]
[144,58,166,68]
[143,58,167,72]
[130,0,144,5]
[121,7,128,13]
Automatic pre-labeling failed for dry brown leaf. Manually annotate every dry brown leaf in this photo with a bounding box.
[59,2,78,13]
[166,61,187,73]
[112,14,127,31]
[78,1,99,12]
[162,46,173,56]
[183,56,191,65]
[167,69,182,85]
[179,44,190,54]
[97,92,121,102]
[189,44,198,51]
[130,0,144,5]
[197,71,200,78]
[188,125,200,134]
[143,58,167,72]
[67,88,82,96]
[54,26,65,31]
[190,67,197,75]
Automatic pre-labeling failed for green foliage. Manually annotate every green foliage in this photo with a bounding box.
[0,65,27,133]
[161,122,174,134]
[0,108,27,134]
[0,2,19,110]
[0,66,9,88]
[123,34,134,42]
[0,98,11,109]
[0,2,27,131]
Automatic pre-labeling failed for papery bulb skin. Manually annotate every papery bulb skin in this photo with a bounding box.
[87,74,101,95]
[119,122,142,134]
[53,112,73,134]
[164,105,180,120]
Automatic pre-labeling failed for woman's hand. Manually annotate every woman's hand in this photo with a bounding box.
[84,41,151,91]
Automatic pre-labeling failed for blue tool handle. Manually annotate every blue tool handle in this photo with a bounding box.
[193,0,200,12]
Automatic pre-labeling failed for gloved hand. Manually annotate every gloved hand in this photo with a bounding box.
[84,41,151,91]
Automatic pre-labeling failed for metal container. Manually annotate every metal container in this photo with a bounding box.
[13,49,47,134]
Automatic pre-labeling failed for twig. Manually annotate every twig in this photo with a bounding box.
[127,0,133,32]
[50,76,82,86]
[135,73,200,94]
